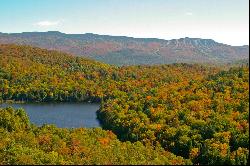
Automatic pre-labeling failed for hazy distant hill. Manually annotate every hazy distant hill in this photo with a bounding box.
[0,31,248,65]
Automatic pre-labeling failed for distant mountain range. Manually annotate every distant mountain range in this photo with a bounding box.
[0,31,248,65]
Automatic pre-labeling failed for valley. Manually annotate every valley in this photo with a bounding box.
[1,0,248,165]
[0,44,248,165]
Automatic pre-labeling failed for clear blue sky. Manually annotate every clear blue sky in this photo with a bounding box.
[0,0,248,46]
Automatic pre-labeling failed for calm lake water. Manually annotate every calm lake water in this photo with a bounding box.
[0,103,101,128]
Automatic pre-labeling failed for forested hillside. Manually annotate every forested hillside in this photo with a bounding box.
[0,32,248,65]
[0,44,219,103]
[0,44,249,165]
[0,107,191,165]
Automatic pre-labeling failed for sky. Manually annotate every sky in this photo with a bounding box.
[0,0,249,46]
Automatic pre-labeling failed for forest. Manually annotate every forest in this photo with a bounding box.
[0,44,249,165]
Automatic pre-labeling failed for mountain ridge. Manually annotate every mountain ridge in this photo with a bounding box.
[0,31,231,45]
[0,31,248,65]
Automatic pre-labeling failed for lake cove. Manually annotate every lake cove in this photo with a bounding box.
[0,103,101,128]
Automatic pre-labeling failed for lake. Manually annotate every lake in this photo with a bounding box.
[0,103,101,128]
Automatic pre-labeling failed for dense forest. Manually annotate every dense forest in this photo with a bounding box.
[0,107,191,165]
[0,44,249,165]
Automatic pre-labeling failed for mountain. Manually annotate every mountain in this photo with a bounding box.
[0,31,248,65]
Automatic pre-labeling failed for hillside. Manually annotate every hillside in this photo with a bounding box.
[0,44,217,102]
[0,44,248,165]
[0,107,192,165]
[0,31,248,65]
